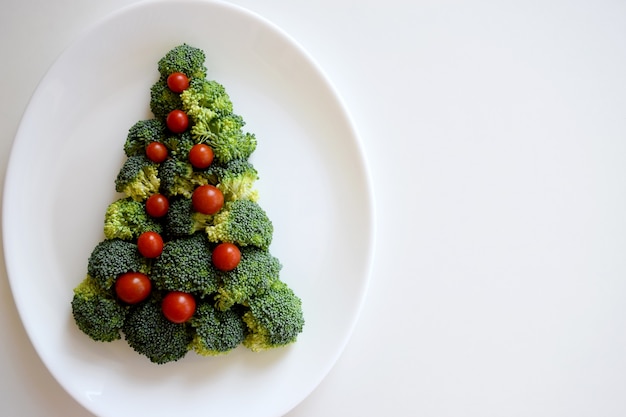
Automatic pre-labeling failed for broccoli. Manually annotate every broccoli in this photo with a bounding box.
[150,79,184,120]
[115,155,160,201]
[189,112,257,164]
[123,119,166,156]
[242,280,304,351]
[162,197,213,239]
[103,197,162,240]
[161,131,196,161]
[157,43,207,81]
[202,158,259,202]
[189,302,246,356]
[158,158,207,198]
[87,238,150,289]
[71,275,127,342]
[205,199,273,249]
[214,246,281,311]
[181,78,233,121]
[123,298,192,364]
[151,233,219,296]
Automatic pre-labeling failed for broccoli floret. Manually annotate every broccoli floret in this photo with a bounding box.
[215,246,281,311]
[158,158,207,198]
[205,199,273,249]
[181,78,233,121]
[123,298,192,364]
[189,302,246,356]
[151,233,219,296]
[103,197,162,240]
[150,79,183,120]
[242,280,304,351]
[71,275,127,342]
[202,158,259,202]
[163,197,213,238]
[124,119,166,156]
[115,155,160,201]
[87,239,150,289]
[189,113,257,164]
[157,44,207,81]
[162,131,196,161]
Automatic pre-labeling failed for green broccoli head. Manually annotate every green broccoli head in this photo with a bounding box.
[202,158,259,202]
[190,113,257,164]
[124,119,166,157]
[181,78,233,121]
[215,246,281,311]
[158,158,207,198]
[151,233,219,296]
[189,302,246,356]
[115,155,160,202]
[162,197,213,239]
[103,197,162,240]
[87,239,150,289]
[242,280,304,351]
[71,275,127,342]
[205,199,273,249]
[123,298,192,364]
[157,44,207,81]
[150,79,183,120]
[161,131,195,161]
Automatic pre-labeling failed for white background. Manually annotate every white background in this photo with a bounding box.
[2,0,626,416]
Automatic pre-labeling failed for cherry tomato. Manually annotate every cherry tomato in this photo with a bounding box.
[212,242,241,271]
[137,231,164,258]
[167,72,190,93]
[146,142,168,163]
[192,184,224,215]
[166,110,189,133]
[188,144,214,169]
[115,272,152,304]
[145,193,169,218]
[162,291,196,323]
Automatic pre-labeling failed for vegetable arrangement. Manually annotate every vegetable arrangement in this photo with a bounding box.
[71,44,304,364]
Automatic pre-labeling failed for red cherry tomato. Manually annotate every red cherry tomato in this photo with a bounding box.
[146,142,168,163]
[212,242,241,271]
[188,144,214,169]
[166,110,189,133]
[162,291,196,323]
[167,72,190,93]
[192,184,224,215]
[145,193,169,218]
[115,272,152,304]
[137,231,164,258]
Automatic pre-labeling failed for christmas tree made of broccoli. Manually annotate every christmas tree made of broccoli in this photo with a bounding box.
[71,44,304,364]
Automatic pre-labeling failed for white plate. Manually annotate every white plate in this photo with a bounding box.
[2,0,374,416]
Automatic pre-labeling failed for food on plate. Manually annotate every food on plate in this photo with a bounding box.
[71,44,304,364]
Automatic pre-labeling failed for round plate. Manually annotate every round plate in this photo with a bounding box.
[2,1,374,416]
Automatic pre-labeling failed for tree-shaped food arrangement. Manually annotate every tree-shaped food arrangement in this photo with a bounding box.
[71,44,304,364]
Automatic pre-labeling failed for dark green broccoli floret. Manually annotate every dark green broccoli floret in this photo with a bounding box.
[71,275,127,342]
[157,44,207,81]
[242,280,304,351]
[151,233,219,296]
[124,119,166,156]
[87,239,149,289]
[162,197,213,239]
[202,158,259,202]
[115,155,160,201]
[189,302,246,356]
[161,131,196,161]
[205,199,273,249]
[215,246,281,311]
[103,197,162,240]
[123,298,192,364]
[158,158,207,198]
[181,78,233,120]
[150,79,183,120]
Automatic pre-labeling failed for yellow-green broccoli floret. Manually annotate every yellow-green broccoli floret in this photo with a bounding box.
[103,197,162,240]
[115,155,160,201]
[204,199,273,250]
[202,158,259,202]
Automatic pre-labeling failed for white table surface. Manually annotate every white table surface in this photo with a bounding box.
[2,0,626,416]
